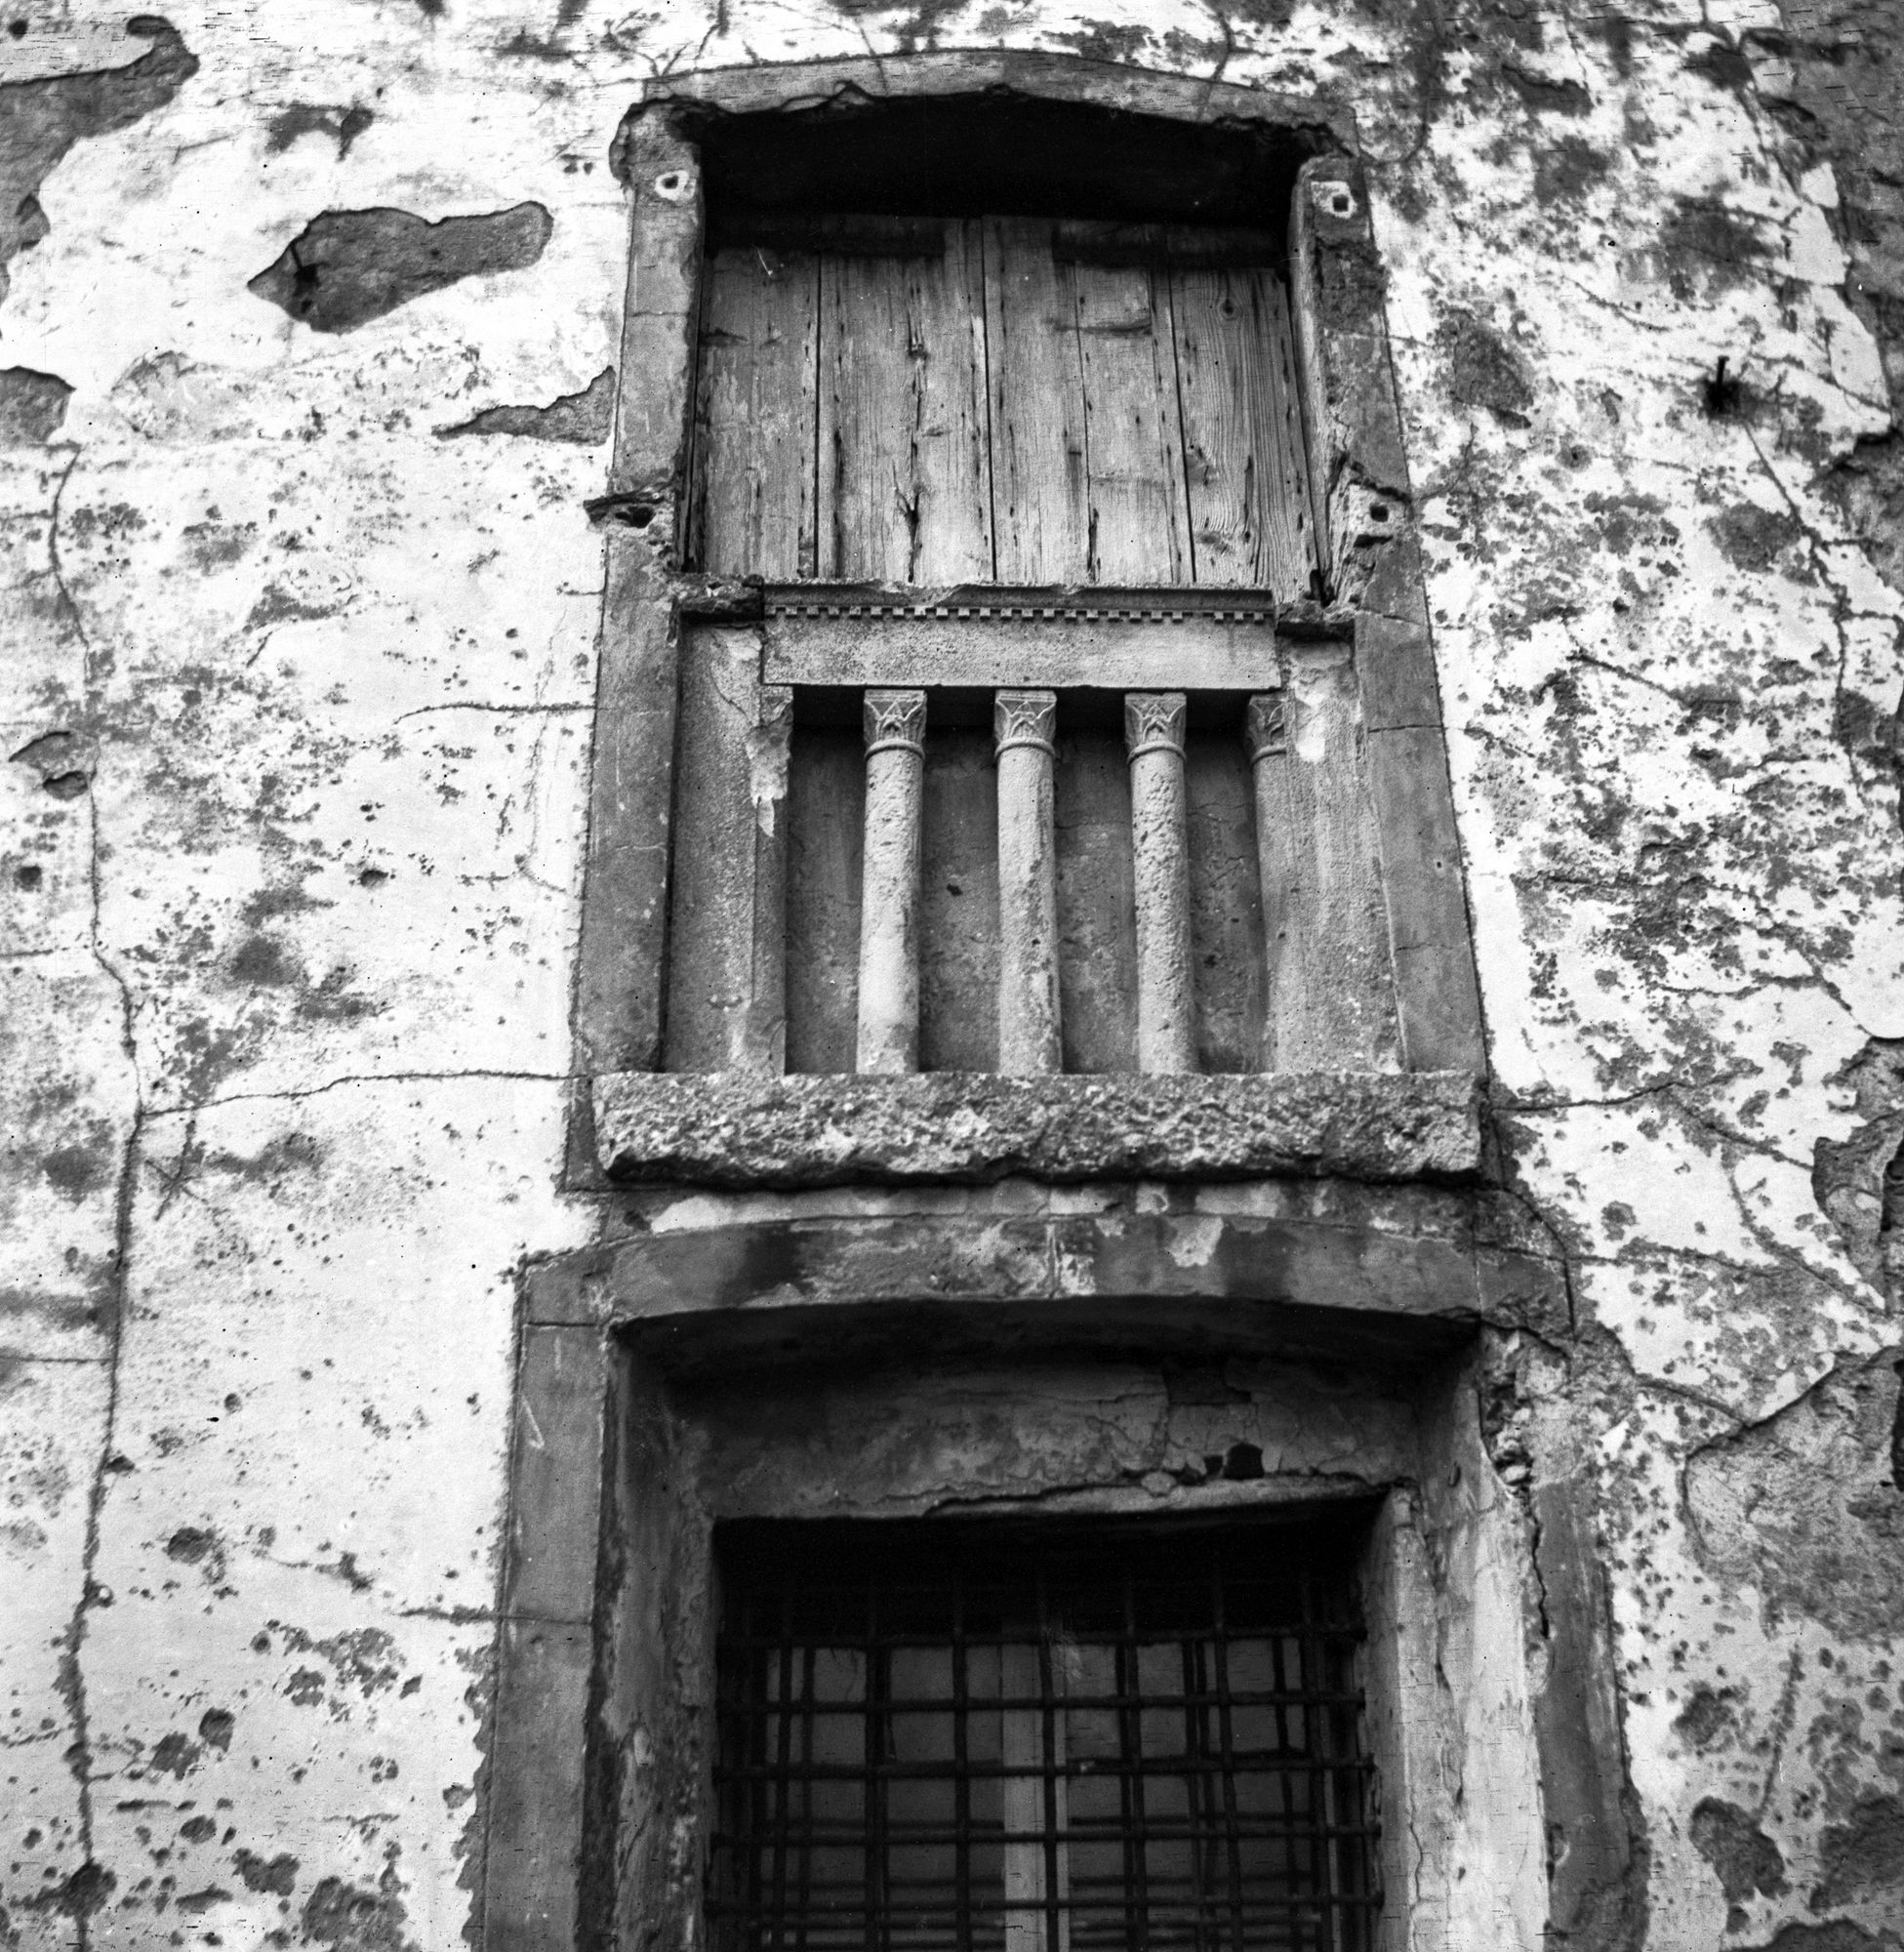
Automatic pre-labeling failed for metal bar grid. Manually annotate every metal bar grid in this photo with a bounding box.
[711,1523,1378,1952]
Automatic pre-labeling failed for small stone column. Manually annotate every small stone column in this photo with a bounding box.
[993,689,1063,1075]
[856,687,928,1075]
[1124,691,1197,1074]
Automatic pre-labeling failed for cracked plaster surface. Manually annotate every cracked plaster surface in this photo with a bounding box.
[2,0,1903,1945]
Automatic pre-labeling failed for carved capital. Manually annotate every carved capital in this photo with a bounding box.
[863,687,928,759]
[993,688,1058,758]
[1244,693,1286,762]
[1123,691,1188,762]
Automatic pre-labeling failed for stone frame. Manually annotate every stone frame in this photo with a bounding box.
[569,50,1485,1190]
[488,52,1633,1952]
[480,1180,1638,1952]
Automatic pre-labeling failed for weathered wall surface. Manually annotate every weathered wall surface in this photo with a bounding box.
[2,2,1902,1949]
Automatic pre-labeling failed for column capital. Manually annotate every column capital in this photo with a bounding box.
[864,687,928,758]
[1244,693,1287,763]
[1124,691,1188,762]
[993,688,1058,757]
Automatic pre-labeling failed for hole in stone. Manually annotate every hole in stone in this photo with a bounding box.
[1892,1358,1904,1491]
[8,19,27,35]
[1369,504,1390,522]
[1881,1136,1904,1237]
[627,504,656,529]
[357,866,390,888]
[14,863,41,889]
[1331,192,1351,214]
[42,771,88,800]
[1702,354,1743,418]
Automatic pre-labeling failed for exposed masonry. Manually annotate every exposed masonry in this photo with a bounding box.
[435,369,617,445]
[247,204,554,335]
[0,368,73,446]
[2,2,1903,1951]
[0,18,198,306]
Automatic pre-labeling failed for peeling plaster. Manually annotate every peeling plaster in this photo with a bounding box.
[435,366,614,444]
[247,205,554,335]
[2,0,1904,1943]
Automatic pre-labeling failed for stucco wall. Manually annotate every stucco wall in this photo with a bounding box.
[2,2,1902,1948]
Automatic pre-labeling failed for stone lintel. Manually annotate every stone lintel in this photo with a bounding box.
[522,1195,1567,1378]
[591,1069,1483,1189]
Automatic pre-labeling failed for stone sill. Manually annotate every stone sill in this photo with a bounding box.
[591,1070,1484,1189]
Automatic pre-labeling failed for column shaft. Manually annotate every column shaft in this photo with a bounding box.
[855,688,928,1074]
[1124,691,1197,1074]
[994,689,1063,1074]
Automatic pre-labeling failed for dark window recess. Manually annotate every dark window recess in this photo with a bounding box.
[781,692,1267,1077]
[710,1519,1379,1952]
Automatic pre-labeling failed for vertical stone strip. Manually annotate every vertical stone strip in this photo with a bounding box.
[856,687,928,1074]
[576,110,701,1076]
[742,684,793,1073]
[1244,692,1291,1069]
[1124,691,1197,1074]
[993,689,1063,1074]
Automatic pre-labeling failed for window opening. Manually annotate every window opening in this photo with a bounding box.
[711,1519,1378,1952]
[642,93,1433,1088]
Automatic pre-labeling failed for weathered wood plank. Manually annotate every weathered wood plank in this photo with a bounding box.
[690,246,818,578]
[984,217,1091,583]
[1070,232,1190,583]
[1286,166,1335,591]
[819,220,993,583]
[1172,262,1318,599]
[1262,273,1323,597]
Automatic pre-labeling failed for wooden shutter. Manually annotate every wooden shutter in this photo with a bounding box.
[689,218,1318,595]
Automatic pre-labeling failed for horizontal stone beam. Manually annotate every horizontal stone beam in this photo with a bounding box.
[522,1197,1567,1374]
[591,1069,1483,1189]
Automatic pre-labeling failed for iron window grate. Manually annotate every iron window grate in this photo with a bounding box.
[711,1519,1378,1952]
